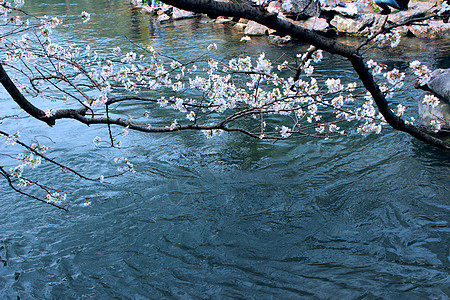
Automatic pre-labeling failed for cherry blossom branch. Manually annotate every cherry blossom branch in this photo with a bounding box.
[0,63,55,125]
[162,0,450,150]
[0,166,68,211]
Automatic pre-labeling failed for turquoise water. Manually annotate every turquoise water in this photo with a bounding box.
[0,1,449,298]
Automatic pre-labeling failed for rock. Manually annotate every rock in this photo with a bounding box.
[130,1,449,39]
[157,6,172,15]
[405,20,450,39]
[321,2,360,17]
[322,1,449,37]
[418,94,450,127]
[245,21,270,36]
[382,3,449,38]
[172,7,196,20]
[140,5,154,14]
[417,68,450,128]
[383,3,449,38]
[369,15,388,33]
[297,16,330,33]
[233,22,247,30]
[387,3,437,23]
[283,0,321,20]
[418,69,450,104]
[157,13,170,23]
[214,17,233,24]
[330,14,375,35]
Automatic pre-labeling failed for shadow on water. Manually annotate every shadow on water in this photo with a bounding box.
[0,0,449,298]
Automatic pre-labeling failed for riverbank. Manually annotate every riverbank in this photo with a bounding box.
[128,0,449,39]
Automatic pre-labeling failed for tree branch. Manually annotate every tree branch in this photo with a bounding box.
[163,0,450,150]
[0,63,55,126]
[0,166,68,211]
[349,55,450,150]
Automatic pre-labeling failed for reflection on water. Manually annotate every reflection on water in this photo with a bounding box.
[1,0,449,298]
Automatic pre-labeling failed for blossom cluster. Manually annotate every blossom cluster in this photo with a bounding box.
[3,21,390,141]
[2,133,45,180]
[114,157,135,173]
[1,1,24,19]
[366,59,384,76]
[422,94,440,108]
[409,60,432,85]
[371,29,401,48]
[4,1,438,144]
[0,128,72,206]
[46,192,66,204]
[2,0,447,209]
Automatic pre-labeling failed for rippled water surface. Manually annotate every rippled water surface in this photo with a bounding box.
[1,1,449,298]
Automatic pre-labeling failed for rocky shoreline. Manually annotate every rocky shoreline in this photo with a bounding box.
[128,0,449,39]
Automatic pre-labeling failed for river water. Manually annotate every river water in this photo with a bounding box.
[1,0,449,298]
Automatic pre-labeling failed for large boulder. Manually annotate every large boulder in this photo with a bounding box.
[245,21,270,35]
[387,3,438,23]
[321,2,360,17]
[384,3,450,38]
[418,69,450,104]
[404,20,450,39]
[330,14,375,35]
[283,0,321,20]
[417,68,450,128]
[417,94,450,127]
[296,16,331,33]
[172,7,196,20]
[157,13,170,23]
[233,22,247,30]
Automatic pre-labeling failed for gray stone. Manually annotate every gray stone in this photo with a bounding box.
[297,16,330,32]
[132,1,449,39]
[330,14,375,35]
[215,17,233,24]
[387,3,437,23]
[233,22,247,30]
[157,6,172,15]
[417,68,450,128]
[418,93,450,127]
[321,2,448,37]
[419,69,450,104]
[321,2,360,17]
[157,14,170,23]
[405,20,450,39]
[140,5,154,14]
[383,4,448,39]
[369,15,388,33]
[245,21,269,36]
[283,0,321,20]
[172,7,196,20]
